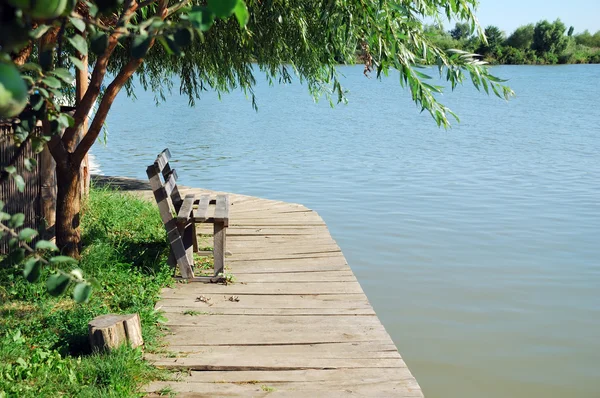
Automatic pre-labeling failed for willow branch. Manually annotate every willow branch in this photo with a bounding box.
[61,1,140,152]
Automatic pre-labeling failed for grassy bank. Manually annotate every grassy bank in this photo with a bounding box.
[0,186,173,397]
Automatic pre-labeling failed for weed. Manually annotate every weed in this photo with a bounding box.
[261,384,276,392]
[182,310,205,316]
[156,386,176,397]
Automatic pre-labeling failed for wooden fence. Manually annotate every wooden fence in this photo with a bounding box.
[0,123,44,254]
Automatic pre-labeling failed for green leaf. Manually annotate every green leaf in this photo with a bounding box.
[10,213,25,229]
[4,166,16,174]
[13,175,25,192]
[18,228,38,242]
[8,248,25,265]
[36,87,49,98]
[58,113,75,128]
[67,34,88,56]
[51,68,74,84]
[23,258,42,283]
[50,256,77,265]
[189,6,214,31]
[30,94,44,112]
[157,36,173,55]
[73,282,92,303]
[165,35,183,57]
[35,240,58,251]
[69,17,86,32]
[90,32,109,55]
[46,273,71,297]
[30,25,51,39]
[20,63,42,73]
[42,76,62,89]
[208,0,237,18]
[131,34,152,59]
[70,268,83,280]
[69,56,86,71]
[234,0,249,27]
[174,27,194,48]
[24,157,37,171]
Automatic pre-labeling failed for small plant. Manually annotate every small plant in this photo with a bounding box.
[219,272,236,284]
[182,310,204,316]
[261,385,276,392]
[157,386,176,397]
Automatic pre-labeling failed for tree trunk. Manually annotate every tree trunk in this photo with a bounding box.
[55,163,82,257]
[75,46,90,198]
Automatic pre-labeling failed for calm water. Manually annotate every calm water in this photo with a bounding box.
[93,65,600,398]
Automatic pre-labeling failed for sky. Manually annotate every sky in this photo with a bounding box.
[473,0,600,35]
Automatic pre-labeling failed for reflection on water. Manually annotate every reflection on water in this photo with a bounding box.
[94,65,600,398]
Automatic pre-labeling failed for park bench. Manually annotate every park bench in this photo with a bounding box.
[146,149,229,282]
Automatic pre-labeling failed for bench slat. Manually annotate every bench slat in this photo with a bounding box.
[163,172,177,198]
[163,168,178,183]
[194,195,210,222]
[214,194,230,227]
[155,148,171,173]
[177,194,196,223]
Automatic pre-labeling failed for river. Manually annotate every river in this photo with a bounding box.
[92,64,600,398]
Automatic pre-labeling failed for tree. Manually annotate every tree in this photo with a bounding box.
[574,30,600,48]
[506,24,535,49]
[450,22,471,41]
[532,19,568,54]
[0,0,513,257]
[477,25,505,57]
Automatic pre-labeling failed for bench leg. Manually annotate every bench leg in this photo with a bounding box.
[182,222,195,268]
[213,221,226,276]
[191,220,199,253]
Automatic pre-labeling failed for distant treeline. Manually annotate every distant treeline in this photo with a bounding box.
[427,19,600,65]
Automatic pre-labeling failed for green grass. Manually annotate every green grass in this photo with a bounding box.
[0,185,174,397]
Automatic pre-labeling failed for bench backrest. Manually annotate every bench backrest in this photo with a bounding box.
[146,148,183,213]
[146,149,194,278]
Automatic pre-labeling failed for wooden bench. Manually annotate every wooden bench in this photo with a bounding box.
[146,149,229,282]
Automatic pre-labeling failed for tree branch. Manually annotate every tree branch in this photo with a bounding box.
[72,58,141,166]
[72,0,170,166]
[61,1,140,152]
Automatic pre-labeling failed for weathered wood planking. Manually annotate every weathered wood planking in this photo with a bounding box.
[93,177,422,397]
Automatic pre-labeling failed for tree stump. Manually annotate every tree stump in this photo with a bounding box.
[88,313,143,351]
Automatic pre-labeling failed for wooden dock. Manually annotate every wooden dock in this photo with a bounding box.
[95,177,423,397]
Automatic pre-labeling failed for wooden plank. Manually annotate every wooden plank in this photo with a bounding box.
[157,293,371,310]
[177,194,195,223]
[148,356,405,370]
[233,270,357,283]
[156,307,376,316]
[158,323,394,346]
[161,314,383,328]
[194,194,210,221]
[226,260,350,274]
[146,381,424,398]
[163,281,364,296]
[214,194,230,226]
[161,341,400,355]
[226,252,343,262]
